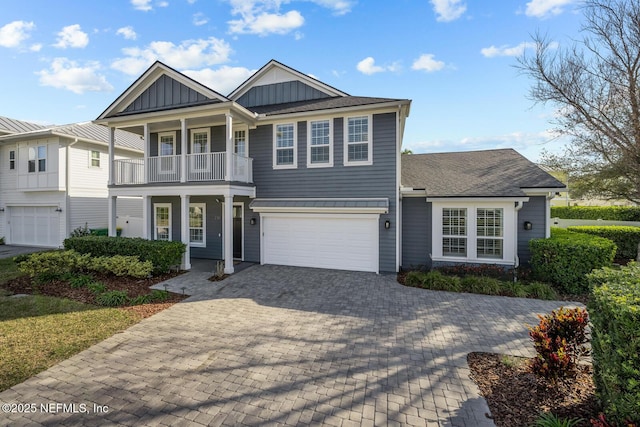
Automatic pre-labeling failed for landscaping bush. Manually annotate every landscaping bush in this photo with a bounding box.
[525,282,559,300]
[529,228,616,294]
[528,307,589,380]
[567,225,640,260]
[17,250,91,278]
[500,281,529,298]
[460,276,502,295]
[404,271,462,292]
[87,255,153,278]
[551,206,640,221]
[588,263,640,425]
[64,236,185,274]
[95,290,129,307]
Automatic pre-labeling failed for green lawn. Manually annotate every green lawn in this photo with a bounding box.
[0,257,23,286]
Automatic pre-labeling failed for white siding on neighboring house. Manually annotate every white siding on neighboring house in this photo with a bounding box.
[16,138,65,191]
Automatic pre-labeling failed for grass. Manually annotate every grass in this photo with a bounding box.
[0,294,141,392]
[0,257,23,286]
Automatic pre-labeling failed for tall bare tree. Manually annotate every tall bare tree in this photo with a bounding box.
[518,0,640,202]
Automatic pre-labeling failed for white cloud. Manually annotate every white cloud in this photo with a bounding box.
[158,1,169,7]
[183,65,256,94]
[525,0,575,18]
[481,42,536,58]
[187,0,197,3]
[229,10,304,36]
[0,20,35,48]
[116,26,137,40]
[430,0,467,22]
[131,0,153,11]
[37,58,113,94]
[30,43,42,52]
[111,37,232,76]
[193,12,209,26]
[411,54,445,72]
[54,24,89,49]
[356,57,385,75]
[309,0,355,15]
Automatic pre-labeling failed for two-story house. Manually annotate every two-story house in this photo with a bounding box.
[0,119,144,247]
[95,60,564,274]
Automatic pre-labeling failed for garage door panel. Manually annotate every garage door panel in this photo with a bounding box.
[263,214,378,272]
[9,206,60,247]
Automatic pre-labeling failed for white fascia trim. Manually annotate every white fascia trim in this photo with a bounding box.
[523,187,566,195]
[401,189,427,197]
[108,184,256,198]
[430,256,516,266]
[426,197,530,203]
[251,206,388,214]
[256,102,410,122]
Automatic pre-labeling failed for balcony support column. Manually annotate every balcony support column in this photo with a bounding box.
[180,119,187,183]
[142,195,150,239]
[143,123,149,184]
[223,194,234,274]
[108,127,115,186]
[108,196,117,237]
[225,113,233,181]
[181,194,191,270]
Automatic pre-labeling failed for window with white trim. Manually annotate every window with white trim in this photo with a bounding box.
[307,119,332,167]
[476,208,503,259]
[189,203,206,247]
[158,132,176,174]
[154,203,171,241]
[274,123,297,168]
[9,150,15,170]
[442,208,467,257]
[234,129,247,157]
[190,128,209,171]
[345,115,372,165]
[90,150,100,167]
[28,146,46,173]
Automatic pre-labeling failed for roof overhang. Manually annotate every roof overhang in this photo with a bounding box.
[0,129,142,153]
[249,198,389,214]
[426,196,530,203]
[257,99,411,121]
[522,187,567,196]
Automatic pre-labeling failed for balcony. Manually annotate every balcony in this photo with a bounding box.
[113,152,253,185]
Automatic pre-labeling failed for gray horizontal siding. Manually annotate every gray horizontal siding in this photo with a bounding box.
[401,198,432,270]
[238,196,260,263]
[249,112,398,272]
[237,81,330,108]
[518,196,547,264]
[124,75,212,113]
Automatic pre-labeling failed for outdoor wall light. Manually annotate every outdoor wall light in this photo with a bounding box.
[0,208,4,212]
[250,218,256,225]
[384,219,391,230]
[55,207,63,212]
[524,221,532,231]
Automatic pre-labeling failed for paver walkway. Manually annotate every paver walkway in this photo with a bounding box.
[0,265,574,426]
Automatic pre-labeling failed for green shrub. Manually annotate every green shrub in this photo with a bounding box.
[501,281,529,298]
[525,282,559,300]
[529,228,616,294]
[18,250,91,278]
[128,294,152,305]
[87,281,107,294]
[460,276,502,295]
[588,263,640,425]
[87,255,153,278]
[0,236,4,245]
[528,307,589,380]
[533,412,583,427]
[69,223,91,238]
[150,289,169,302]
[419,271,462,292]
[95,290,129,307]
[69,274,94,289]
[551,206,640,221]
[567,225,640,260]
[405,271,426,287]
[64,236,185,274]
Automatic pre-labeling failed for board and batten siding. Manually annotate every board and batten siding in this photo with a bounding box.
[401,198,432,269]
[249,112,398,272]
[123,74,214,114]
[237,81,330,108]
[518,195,547,264]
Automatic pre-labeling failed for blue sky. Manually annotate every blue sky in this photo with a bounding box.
[0,0,584,161]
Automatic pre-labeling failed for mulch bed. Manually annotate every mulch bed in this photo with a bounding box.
[2,272,189,318]
[468,352,599,426]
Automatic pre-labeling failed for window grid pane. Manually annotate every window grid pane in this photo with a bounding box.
[348,117,368,143]
[442,208,467,236]
[348,143,368,162]
[276,124,294,148]
[443,237,467,257]
[160,135,174,156]
[91,151,100,167]
[189,205,204,244]
[192,132,208,153]
[234,130,246,156]
[311,146,329,163]
[477,239,503,259]
[477,208,503,258]
[155,206,170,241]
[277,149,294,165]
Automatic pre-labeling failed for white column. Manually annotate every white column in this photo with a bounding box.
[223,194,234,274]
[181,119,187,183]
[225,113,233,181]
[181,194,191,270]
[108,127,115,186]
[108,196,117,237]
[142,195,150,239]
[143,123,150,184]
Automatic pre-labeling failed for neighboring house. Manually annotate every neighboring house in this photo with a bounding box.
[0,119,143,247]
[94,60,564,273]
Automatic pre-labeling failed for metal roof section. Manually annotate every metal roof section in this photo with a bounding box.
[0,116,48,134]
[97,61,230,120]
[250,198,389,213]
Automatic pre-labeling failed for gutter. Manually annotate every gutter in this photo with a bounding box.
[514,201,525,269]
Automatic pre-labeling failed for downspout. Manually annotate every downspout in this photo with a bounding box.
[396,105,402,272]
[65,138,79,242]
[514,201,524,269]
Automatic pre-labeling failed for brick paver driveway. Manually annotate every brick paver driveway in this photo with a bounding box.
[1,265,571,426]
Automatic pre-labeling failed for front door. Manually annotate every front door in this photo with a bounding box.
[233,205,242,259]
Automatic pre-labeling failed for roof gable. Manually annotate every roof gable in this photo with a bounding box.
[97,61,229,120]
[228,60,348,105]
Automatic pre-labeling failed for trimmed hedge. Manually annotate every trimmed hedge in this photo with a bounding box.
[529,228,616,294]
[588,263,640,424]
[64,236,185,274]
[551,206,640,221]
[567,225,640,260]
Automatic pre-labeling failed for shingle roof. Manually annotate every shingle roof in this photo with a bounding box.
[250,96,406,116]
[402,149,566,197]
[0,116,47,134]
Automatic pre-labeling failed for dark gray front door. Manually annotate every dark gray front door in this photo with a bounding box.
[233,205,242,259]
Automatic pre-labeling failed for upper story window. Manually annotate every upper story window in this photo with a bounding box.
[344,115,372,166]
[190,128,209,154]
[158,132,175,156]
[28,146,46,173]
[90,150,100,168]
[234,129,247,157]
[273,123,297,169]
[9,150,15,170]
[307,119,333,167]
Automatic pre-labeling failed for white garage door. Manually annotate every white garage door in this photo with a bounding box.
[262,214,379,272]
[10,206,61,247]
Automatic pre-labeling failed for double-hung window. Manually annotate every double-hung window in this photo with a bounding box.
[345,115,372,166]
[307,119,332,167]
[154,203,171,241]
[158,132,176,174]
[442,208,467,257]
[274,123,296,169]
[190,128,209,172]
[476,208,503,259]
[189,203,206,247]
[28,146,46,173]
[234,129,247,157]
[9,150,15,170]
[90,150,100,168]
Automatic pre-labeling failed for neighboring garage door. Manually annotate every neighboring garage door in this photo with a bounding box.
[9,206,60,247]
[262,213,379,273]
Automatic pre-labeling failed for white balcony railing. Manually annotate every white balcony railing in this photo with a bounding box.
[113,152,253,185]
